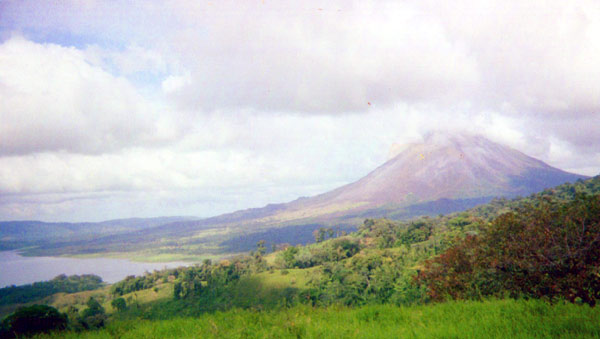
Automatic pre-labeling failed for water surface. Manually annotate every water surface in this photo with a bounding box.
[0,251,191,287]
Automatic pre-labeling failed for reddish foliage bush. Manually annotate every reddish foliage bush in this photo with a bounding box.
[416,194,600,306]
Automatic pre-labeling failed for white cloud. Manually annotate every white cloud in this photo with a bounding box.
[0,37,173,156]
[3,0,599,116]
[162,73,191,94]
[0,0,599,221]
[161,1,481,113]
[1,105,599,221]
[414,0,600,116]
[1,1,482,113]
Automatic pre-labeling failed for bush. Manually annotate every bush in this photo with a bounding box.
[0,305,67,337]
[78,297,107,329]
[416,194,600,306]
[111,297,127,311]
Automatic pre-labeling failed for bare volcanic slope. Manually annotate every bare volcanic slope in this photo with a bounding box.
[287,133,587,218]
[214,133,587,232]
[26,133,588,257]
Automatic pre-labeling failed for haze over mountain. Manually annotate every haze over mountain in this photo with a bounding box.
[3,133,588,257]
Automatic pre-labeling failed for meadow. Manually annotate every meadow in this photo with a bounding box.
[35,299,600,338]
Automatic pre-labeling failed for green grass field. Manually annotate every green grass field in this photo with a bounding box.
[35,299,600,338]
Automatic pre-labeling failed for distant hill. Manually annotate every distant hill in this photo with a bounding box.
[0,217,198,250]
[7,133,589,258]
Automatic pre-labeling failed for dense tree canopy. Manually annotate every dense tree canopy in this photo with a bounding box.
[416,193,600,306]
[0,274,103,306]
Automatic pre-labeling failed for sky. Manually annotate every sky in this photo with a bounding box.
[0,0,599,222]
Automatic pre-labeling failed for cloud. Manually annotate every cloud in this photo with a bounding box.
[414,0,600,116]
[1,1,481,114]
[3,1,598,117]
[84,44,169,77]
[0,0,599,221]
[162,73,192,94]
[0,37,170,156]
[0,105,598,221]
[156,1,482,113]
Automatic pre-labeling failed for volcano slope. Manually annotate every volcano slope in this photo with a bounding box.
[26,133,588,258]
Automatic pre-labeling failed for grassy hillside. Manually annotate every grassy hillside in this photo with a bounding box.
[35,299,600,338]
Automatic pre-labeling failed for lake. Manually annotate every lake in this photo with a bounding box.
[0,251,192,288]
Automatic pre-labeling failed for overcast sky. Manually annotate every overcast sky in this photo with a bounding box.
[1,0,599,222]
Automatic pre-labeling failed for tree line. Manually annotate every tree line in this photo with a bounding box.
[0,274,103,306]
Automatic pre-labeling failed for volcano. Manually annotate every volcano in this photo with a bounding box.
[162,132,588,236]
[22,133,589,256]
[283,133,587,218]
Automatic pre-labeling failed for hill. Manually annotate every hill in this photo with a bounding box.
[0,217,199,252]
[7,133,589,259]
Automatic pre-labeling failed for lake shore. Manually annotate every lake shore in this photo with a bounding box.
[0,250,193,288]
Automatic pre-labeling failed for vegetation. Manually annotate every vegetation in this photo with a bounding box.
[34,300,600,338]
[75,297,107,330]
[0,305,66,338]
[110,298,126,312]
[110,272,170,297]
[0,275,103,306]
[416,193,600,305]
[1,176,599,337]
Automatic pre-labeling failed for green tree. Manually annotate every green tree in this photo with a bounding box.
[327,228,335,238]
[77,296,107,329]
[173,282,182,300]
[81,297,104,318]
[313,229,323,243]
[111,297,127,312]
[313,228,328,242]
[256,240,267,256]
[282,246,299,267]
[193,278,203,295]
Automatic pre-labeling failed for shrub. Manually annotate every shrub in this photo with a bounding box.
[79,297,107,329]
[416,194,600,306]
[111,297,127,312]
[0,305,67,337]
